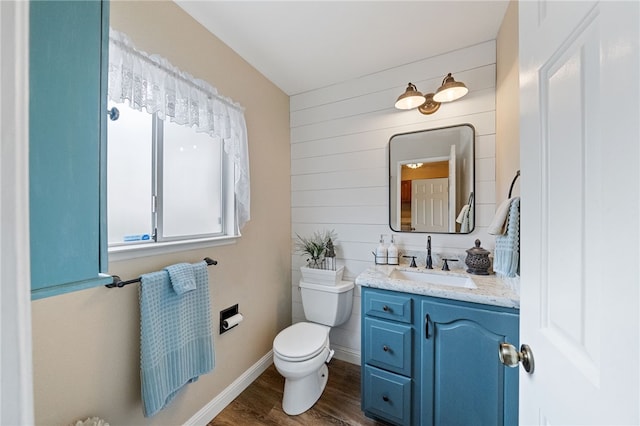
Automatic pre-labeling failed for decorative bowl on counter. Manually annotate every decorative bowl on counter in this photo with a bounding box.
[465,239,491,275]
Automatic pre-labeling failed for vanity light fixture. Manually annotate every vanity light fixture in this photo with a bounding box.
[417,93,440,115]
[395,72,468,115]
[433,73,468,103]
[394,83,426,110]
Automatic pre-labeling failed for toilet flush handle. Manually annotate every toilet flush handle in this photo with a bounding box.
[325,349,335,364]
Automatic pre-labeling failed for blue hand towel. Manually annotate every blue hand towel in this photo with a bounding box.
[493,197,520,277]
[139,261,215,417]
[164,263,196,295]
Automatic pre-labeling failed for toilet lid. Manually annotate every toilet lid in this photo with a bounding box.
[273,322,329,361]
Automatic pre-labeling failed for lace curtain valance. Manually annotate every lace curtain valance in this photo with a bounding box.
[108,29,250,229]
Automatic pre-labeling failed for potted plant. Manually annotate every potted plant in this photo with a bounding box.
[296,230,344,285]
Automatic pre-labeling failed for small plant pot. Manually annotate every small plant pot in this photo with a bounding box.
[300,266,344,285]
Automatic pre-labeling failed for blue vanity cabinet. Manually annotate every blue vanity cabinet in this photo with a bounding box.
[362,288,413,426]
[361,287,519,426]
[29,0,111,299]
[420,298,519,426]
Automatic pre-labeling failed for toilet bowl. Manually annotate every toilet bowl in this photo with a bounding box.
[273,322,333,415]
[273,280,354,415]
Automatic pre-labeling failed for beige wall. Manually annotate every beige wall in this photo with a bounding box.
[496,0,520,202]
[31,2,291,424]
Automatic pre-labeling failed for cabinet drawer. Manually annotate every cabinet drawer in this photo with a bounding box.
[363,365,411,426]
[363,289,412,323]
[364,317,412,376]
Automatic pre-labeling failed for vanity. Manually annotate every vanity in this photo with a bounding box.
[357,266,520,426]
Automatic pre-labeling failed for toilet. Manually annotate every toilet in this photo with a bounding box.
[273,280,354,415]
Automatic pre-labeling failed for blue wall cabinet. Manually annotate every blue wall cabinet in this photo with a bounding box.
[29,0,111,299]
[361,287,519,426]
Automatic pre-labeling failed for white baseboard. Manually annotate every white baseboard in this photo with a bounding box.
[184,350,274,426]
[331,344,361,366]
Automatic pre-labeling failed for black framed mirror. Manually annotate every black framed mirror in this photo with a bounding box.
[389,124,475,233]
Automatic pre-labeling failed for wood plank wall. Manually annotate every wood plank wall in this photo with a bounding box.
[290,41,498,362]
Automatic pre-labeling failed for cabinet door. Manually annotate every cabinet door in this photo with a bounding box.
[420,299,519,426]
[29,0,110,299]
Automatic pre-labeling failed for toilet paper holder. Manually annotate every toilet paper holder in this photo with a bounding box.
[220,304,243,334]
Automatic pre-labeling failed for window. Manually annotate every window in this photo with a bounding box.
[107,100,236,254]
[106,29,250,259]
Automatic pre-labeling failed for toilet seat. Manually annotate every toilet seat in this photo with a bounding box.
[273,322,329,362]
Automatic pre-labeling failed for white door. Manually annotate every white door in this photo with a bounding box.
[412,178,448,232]
[519,1,639,424]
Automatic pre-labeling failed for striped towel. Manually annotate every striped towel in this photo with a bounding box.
[139,261,215,417]
[493,197,520,277]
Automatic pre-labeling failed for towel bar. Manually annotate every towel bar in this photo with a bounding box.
[106,257,218,288]
[508,170,521,198]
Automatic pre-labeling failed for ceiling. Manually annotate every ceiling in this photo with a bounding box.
[175,1,510,96]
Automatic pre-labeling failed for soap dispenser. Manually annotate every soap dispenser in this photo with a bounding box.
[375,234,387,265]
[387,235,399,265]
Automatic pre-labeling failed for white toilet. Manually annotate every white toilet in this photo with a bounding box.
[273,280,354,415]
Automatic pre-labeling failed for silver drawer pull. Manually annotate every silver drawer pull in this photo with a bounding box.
[382,395,389,402]
[382,305,390,312]
[383,345,390,352]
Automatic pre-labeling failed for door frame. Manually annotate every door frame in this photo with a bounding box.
[0,1,34,424]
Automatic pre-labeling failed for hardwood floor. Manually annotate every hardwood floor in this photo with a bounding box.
[208,358,387,425]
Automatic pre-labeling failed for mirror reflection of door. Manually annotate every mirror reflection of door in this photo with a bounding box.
[400,160,449,231]
[412,178,448,232]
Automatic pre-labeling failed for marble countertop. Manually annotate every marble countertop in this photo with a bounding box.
[355,264,520,309]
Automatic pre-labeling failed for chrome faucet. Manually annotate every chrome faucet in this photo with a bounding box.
[426,236,433,269]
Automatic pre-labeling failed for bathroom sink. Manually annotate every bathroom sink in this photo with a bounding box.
[390,269,477,289]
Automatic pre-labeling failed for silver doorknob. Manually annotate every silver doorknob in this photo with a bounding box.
[499,343,535,374]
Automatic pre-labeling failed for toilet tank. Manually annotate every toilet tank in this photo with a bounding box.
[300,280,354,326]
